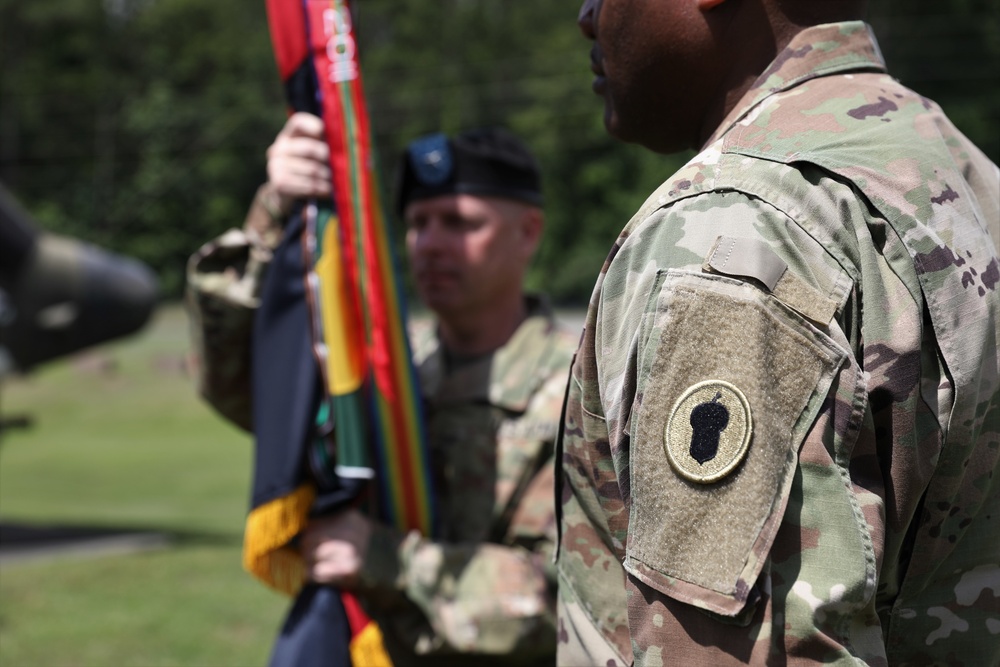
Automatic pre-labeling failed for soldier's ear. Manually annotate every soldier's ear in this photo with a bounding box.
[518,207,544,259]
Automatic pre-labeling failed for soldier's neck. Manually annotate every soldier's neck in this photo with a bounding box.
[437,294,527,358]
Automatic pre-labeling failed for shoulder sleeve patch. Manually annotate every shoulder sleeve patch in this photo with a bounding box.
[665,380,752,484]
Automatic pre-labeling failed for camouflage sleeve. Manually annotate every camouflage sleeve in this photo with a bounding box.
[559,179,896,665]
[359,457,557,660]
[185,184,284,432]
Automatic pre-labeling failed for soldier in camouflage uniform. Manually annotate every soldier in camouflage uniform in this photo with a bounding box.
[558,0,999,665]
[190,120,575,665]
[347,289,573,665]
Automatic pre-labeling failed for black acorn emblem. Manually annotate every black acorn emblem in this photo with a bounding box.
[689,392,729,464]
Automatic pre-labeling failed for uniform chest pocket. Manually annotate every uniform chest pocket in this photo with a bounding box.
[625,270,846,618]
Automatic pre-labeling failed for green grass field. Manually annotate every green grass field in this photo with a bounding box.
[0,305,288,667]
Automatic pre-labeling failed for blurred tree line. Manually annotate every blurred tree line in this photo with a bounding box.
[1,0,997,303]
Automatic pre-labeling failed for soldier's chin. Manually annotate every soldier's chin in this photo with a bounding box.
[603,106,636,146]
[604,110,642,149]
[601,98,650,146]
[417,287,458,312]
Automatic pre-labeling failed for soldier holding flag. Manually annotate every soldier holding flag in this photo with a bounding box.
[189,120,572,666]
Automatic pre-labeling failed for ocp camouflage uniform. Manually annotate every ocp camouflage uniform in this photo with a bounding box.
[557,22,999,666]
[188,227,577,667]
[187,190,575,665]
[360,295,576,666]
[186,184,283,431]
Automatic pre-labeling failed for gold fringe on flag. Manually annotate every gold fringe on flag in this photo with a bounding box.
[243,482,396,665]
[242,483,316,595]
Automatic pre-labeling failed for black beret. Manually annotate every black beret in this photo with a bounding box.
[395,127,543,214]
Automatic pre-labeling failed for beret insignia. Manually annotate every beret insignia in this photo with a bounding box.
[407,133,452,186]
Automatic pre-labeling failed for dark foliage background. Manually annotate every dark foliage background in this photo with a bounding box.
[1,0,997,303]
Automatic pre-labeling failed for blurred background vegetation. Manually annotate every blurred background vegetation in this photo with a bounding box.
[0,1,996,665]
[1,0,996,303]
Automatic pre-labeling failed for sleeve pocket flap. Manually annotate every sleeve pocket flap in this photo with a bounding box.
[624,271,846,617]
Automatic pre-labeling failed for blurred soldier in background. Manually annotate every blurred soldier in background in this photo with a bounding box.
[189,117,574,665]
[557,0,999,665]
[0,182,157,380]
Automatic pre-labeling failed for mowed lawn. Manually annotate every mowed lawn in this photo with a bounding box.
[0,305,288,667]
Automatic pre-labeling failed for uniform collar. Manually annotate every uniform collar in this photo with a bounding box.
[419,294,562,412]
[705,21,887,148]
